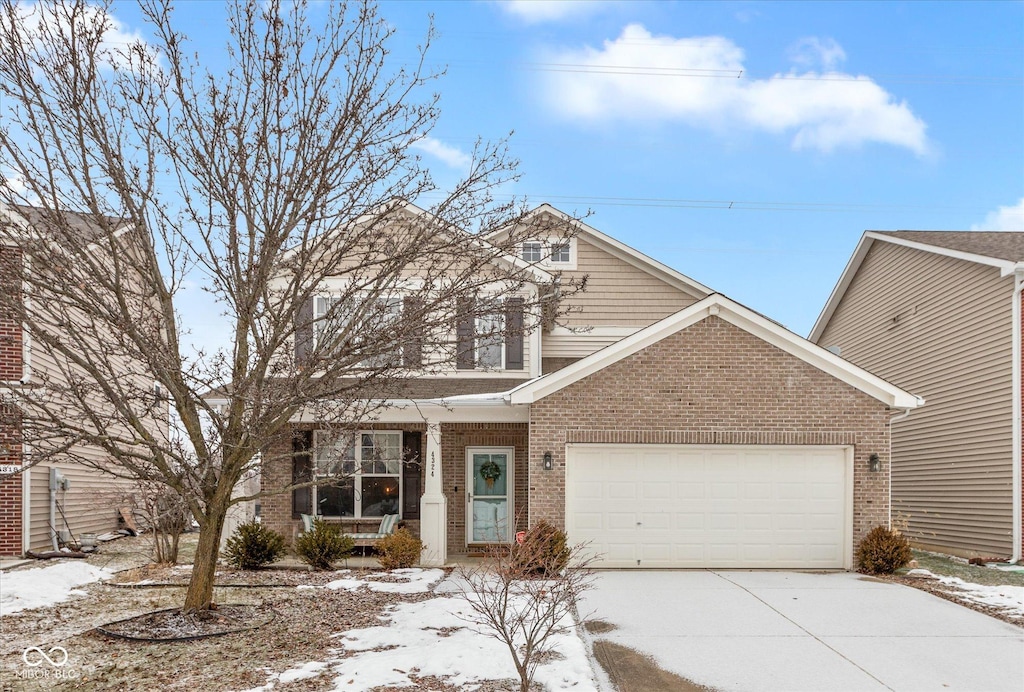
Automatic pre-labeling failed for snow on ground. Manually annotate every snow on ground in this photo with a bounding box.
[323,567,444,594]
[907,568,1024,616]
[0,561,112,616]
[257,572,598,691]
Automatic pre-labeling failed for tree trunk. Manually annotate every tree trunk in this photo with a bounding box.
[183,497,229,612]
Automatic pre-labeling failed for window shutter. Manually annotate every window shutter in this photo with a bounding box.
[403,296,423,368]
[504,297,525,370]
[456,296,475,370]
[294,297,314,367]
[292,430,313,518]
[401,431,422,519]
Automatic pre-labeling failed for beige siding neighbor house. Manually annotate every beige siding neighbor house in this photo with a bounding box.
[812,231,1024,561]
[248,203,920,569]
[0,206,166,556]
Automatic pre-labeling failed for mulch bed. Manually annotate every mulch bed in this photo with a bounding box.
[95,604,273,641]
[878,573,1024,628]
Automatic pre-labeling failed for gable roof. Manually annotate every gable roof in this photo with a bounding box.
[809,230,1024,343]
[509,293,922,409]
[490,203,712,299]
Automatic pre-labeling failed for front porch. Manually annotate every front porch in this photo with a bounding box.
[261,404,531,566]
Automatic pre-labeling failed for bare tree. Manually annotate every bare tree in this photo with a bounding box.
[0,0,580,612]
[457,525,595,692]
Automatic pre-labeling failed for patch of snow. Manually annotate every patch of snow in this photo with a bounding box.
[909,569,1024,616]
[332,596,597,690]
[323,568,445,594]
[0,561,112,616]
[278,660,328,683]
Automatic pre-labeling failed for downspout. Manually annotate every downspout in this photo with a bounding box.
[888,406,916,531]
[1012,269,1022,562]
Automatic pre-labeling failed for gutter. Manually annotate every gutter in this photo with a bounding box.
[1012,268,1023,562]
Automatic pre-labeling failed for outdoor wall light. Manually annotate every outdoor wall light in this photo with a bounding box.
[869,453,881,472]
[543,452,553,471]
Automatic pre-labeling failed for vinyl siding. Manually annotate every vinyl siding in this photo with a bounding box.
[817,241,1014,557]
[556,237,699,328]
[28,462,128,551]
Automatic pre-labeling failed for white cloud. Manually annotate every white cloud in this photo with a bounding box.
[495,0,611,23]
[972,198,1024,231]
[542,24,929,155]
[787,37,846,71]
[411,137,472,170]
[14,1,157,71]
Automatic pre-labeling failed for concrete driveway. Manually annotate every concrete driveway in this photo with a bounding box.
[577,570,1024,692]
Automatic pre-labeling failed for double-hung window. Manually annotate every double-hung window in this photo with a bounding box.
[314,294,402,367]
[313,431,402,518]
[549,242,571,263]
[521,241,544,263]
[476,300,504,369]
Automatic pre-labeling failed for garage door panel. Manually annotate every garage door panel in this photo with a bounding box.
[567,445,849,569]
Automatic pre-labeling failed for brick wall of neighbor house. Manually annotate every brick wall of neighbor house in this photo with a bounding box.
[529,316,893,553]
[0,246,22,381]
[441,422,528,555]
[0,408,23,555]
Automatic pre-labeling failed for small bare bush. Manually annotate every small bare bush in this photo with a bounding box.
[457,525,595,692]
[295,519,354,570]
[857,525,912,574]
[376,528,423,569]
[224,520,286,570]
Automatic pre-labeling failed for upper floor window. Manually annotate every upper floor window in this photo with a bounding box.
[522,241,544,263]
[476,305,504,369]
[549,242,570,263]
[314,294,402,367]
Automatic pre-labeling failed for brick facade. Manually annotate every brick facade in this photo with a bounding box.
[441,422,528,554]
[0,246,22,555]
[528,315,892,554]
[0,406,23,555]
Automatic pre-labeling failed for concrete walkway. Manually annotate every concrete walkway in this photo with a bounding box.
[578,570,1024,692]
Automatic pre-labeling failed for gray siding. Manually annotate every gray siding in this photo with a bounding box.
[817,241,1014,557]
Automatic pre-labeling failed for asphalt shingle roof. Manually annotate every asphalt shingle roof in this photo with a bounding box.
[874,230,1024,263]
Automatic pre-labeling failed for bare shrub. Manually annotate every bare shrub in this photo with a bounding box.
[457,527,595,692]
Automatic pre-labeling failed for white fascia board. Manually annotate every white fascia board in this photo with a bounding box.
[512,294,923,409]
[290,398,529,424]
[810,232,1018,343]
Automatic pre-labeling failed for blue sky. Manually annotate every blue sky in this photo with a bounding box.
[109,1,1024,337]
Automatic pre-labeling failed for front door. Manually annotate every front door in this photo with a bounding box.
[467,448,513,544]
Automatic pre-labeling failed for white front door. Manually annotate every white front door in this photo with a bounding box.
[467,447,514,544]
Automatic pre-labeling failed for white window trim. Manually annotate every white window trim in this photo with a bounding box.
[312,429,404,519]
[314,292,404,367]
[520,237,577,270]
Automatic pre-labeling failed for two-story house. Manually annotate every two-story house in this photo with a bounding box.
[812,231,1024,562]
[259,203,921,569]
[0,205,166,556]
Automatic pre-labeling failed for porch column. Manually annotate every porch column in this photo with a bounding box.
[419,422,447,566]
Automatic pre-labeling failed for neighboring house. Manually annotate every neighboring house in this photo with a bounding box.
[811,231,1024,562]
[259,204,921,569]
[0,205,165,556]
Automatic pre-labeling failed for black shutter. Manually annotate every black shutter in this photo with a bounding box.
[294,297,314,367]
[456,296,475,370]
[401,431,422,519]
[292,430,313,518]
[403,296,423,368]
[504,297,525,370]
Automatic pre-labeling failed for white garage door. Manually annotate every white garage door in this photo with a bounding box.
[566,445,851,569]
